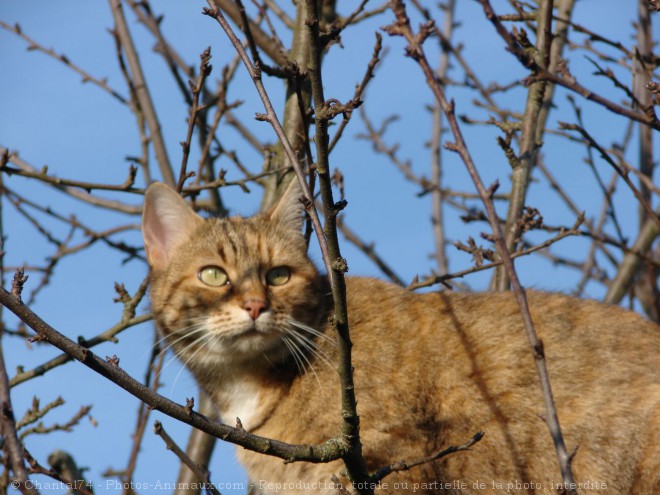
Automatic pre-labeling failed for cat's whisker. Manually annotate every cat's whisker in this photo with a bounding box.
[280,336,306,377]
[169,331,218,394]
[140,317,208,361]
[282,336,323,392]
[162,327,210,374]
[284,327,336,372]
[157,325,208,363]
[288,319,335,345]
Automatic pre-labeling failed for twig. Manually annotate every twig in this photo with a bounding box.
[337,216,405,287]
[210,0,289,67]
[2,149,142,214]
[126,0,195,104]
[1,162,139,194]
[176,47,213,192]
[123,323,166,489]
[202,2,333,281]
[327,33,382,155]
[19,404,92,441]
[47,451,93,495]
[16,396,65,430]
[370,431,484,483]
[605,213,660,305]
[0,335,37,494]
[564,97,626,243]
[24,448,93,495]
[154,421,222,495]
[234,0,289,78]
[10,314,150,388]
[429,0,456,276]
[495,0,554,290]
[109,0,176,186]
[0,20,128,104]
[408,215,584,290]
[173,393,219,495]
[559,122,660,234]
[476,0,660,131]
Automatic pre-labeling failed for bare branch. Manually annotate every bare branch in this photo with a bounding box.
[108,0,176,186]
[384,2,578,490]
[370,431,484,483]
[0,334,37,494]
[0,20,128,104]
[154,421,222,495]
[202,2,333,281]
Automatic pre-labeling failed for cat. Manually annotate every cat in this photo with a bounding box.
[142,180,660,495]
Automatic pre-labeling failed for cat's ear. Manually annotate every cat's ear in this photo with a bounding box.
[268,178,305,233]
[142,183,203,270]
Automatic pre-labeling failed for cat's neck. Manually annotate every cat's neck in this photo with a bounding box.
[198,359,295,431]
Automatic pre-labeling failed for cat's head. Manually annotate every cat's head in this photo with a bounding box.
[142,181,326,372]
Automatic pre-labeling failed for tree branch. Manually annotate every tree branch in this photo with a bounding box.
[109,0,176,186]
[384,2,578,491]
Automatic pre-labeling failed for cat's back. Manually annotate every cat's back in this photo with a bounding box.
[345,276,659,374]
[344,276,659,399]
[343,277,659,493]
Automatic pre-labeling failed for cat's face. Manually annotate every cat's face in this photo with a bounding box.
[142,182,325,371]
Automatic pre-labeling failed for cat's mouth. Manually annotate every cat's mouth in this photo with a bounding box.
[229,320,273,340]
[234,326,261,338]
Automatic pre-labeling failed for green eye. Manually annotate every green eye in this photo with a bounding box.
[266,266,290,286]
[198,266,229,287]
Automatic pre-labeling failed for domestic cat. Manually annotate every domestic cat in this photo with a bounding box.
[142,180,660,494]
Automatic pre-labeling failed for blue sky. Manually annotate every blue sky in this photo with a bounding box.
[0,1,657,493]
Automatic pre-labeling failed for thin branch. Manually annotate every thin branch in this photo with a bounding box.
[173,393,219,495]
[109,0,176,186]
[429,0,456,276]
[1,162,139,194]
[337,216,405,287]
[384,3,578,491]
[327,33,382,155]
[211,0,290,67]
[0,20,128,104]
[202,3,333,280]
[11,267,149,387]
[477,0,659,130]
[154,421,222,495]
[0,337,37,494]
[605,214,660,305]
[123,323,166,490]
[176,47,213,192]
[2,149,142,214]
[408,215,584,291]
[495,0,554,290]
[370,431,484,483]
[24,449,93,495]
[559,122,660,235]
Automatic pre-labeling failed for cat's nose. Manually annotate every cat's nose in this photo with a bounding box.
[243,299,268,320]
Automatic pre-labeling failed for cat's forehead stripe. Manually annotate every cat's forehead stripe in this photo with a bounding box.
[224,223,240,256]
[216,242,226,263]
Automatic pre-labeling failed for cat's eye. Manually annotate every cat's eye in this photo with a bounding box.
[198,266,229,287]
[266,266,290,286]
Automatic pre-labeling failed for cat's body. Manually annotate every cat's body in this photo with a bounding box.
[143,181,660,494]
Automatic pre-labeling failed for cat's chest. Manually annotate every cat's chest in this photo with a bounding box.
[216,381,263,431]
